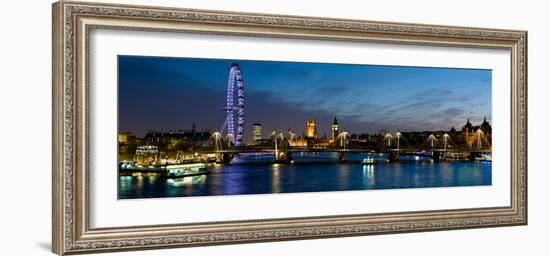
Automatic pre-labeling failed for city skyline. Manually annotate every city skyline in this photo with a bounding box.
[118,55,492,143]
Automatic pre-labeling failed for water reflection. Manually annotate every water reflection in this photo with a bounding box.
[337,164,351,190]
[272,164,281,193]
[362,164,375,187]
[118,152,492,199]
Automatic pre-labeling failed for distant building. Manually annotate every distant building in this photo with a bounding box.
[127,125,213,163]
[118,132,138,162]
[287,129,307,147]
[143,128,211,145]
[331,117,340,142]
[134,145,159,165]
[462,117,475,147]
[306,118,317,139]
[479,116,492,135]
[118,132,137,144]
[253,123,262,145]
[462,117,492,148]
[289,138,307,147]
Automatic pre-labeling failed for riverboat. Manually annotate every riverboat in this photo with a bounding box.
[475,154,492,162]
[119,162,210,178]
[165,163,210,178]
[362,158,375,165]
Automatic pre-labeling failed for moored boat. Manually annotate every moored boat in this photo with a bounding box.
[475,154,492,162]
[165,163,210,178]
[362,158,375,165]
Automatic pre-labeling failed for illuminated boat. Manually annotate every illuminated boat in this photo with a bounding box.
[165,163,210,178]
[362,158,374,165]
[475,154,492,162]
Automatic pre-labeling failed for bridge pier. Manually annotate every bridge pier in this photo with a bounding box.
[274,138,292,164]
[338,153,347,163]
[388,151,399,162]
[275,152,292,164]
[220,153,234,164]
[432,151,441,162]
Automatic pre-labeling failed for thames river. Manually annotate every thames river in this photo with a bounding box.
[118,152,491,199]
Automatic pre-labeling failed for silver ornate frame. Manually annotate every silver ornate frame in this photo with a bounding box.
[52,1,527,255]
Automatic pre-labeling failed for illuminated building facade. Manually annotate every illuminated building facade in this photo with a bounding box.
[118,132,138,162]
[118,132,136,144]
[253,123,262,145]
[134,145,159,165]
[462,117,492,148]
[479,116,492,135]
[331,117,340,142]
[462,117,475,147]
[306,118,317,139]
[143,128,211,145]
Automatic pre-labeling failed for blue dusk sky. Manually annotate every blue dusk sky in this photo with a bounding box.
[118,55,491,142]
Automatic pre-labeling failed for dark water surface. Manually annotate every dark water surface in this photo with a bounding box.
[118,153,491,199]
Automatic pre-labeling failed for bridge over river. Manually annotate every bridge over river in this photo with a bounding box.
[194,145,491,164]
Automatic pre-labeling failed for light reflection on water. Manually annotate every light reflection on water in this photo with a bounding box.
[272,164,281,193]
[118,152,491,199]
[362,164,375,187]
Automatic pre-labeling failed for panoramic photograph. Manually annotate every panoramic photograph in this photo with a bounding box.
[117,55,492,199]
